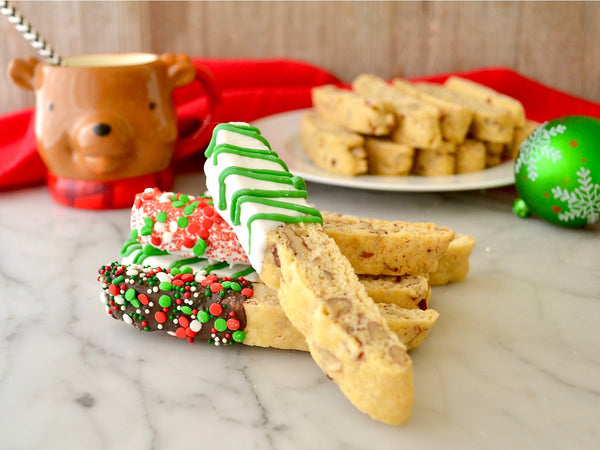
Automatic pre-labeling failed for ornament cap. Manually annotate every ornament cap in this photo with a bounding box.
[513,198,531,218]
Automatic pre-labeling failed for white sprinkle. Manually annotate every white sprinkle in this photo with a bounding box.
[169,221,178,233]
[114,295,124,305]
[154,222,166,233]
[156,272,171,283]
[122,314,133,325]
[189,319,202,332]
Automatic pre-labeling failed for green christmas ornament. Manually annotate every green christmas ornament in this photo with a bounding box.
[513,115,600,228]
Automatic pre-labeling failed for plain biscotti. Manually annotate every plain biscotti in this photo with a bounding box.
[321,211,455,276]
[261,222,414,425]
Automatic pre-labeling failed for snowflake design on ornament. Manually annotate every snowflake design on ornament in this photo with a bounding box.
[551,167,600,225]
[515,122,566,181]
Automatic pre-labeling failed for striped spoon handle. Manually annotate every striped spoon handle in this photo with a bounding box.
[1,0,62,65]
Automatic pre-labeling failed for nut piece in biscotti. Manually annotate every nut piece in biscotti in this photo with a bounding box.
[444,76,526,128]
[243,282,438,352]
[352,74,442,149]
[300,112,368,175]
[411,141,456,176]
[429,233,476,285]
[321,211,454,276]
[262,222,414,425]
[364,137,414,175]
[414,82,514,144]
[455,139,487,174]
[311,84,396,135]
[392,78,473,143]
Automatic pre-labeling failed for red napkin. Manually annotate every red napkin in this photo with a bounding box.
[1,61,599,192]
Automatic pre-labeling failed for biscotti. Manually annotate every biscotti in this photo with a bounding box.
[429,233,477,285]
[204,122,414,424]
[455,139,487,173]
[99,262,438,352]
[261,222,414,425]
[311,84,396,135]
[364,137,414,175]
[392,78,473,143]
[444,76,526,127]
[414,82,514,144]
[300,111,368,175]
[411,141,456,176]
[352,74,442,149]
[121,233,433,308]
[321,211,455,276]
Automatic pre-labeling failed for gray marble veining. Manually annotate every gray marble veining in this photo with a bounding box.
[0,172,598,449]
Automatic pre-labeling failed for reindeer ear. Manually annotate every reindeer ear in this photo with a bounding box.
[159,53,195,89]
[7,57,41,91]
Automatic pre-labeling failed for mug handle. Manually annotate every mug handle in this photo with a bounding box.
[174,65,221,160]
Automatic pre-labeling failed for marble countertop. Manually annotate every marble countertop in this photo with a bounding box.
[1,171,598,449]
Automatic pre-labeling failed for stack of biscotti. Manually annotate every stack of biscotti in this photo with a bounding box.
[100,187,474,352]
[302,74,539,176]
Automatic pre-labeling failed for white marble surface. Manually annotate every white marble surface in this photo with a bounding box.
[1,171,599,450]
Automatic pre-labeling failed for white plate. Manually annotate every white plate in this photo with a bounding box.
[253,109,515,192]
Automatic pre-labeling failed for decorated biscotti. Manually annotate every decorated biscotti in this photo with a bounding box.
[121,228,432,308]
[204,122,414,425]
[300,111,368,175]
[132,188,460,281]
[311,84,396,135]
[98,262,438,351]
[352,74,442,149]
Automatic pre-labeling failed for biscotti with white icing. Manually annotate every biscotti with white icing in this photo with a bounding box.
[204,122,415,424]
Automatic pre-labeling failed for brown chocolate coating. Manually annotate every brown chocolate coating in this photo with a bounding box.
[99,263,250,346]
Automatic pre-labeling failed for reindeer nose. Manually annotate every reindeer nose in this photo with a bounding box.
[93,123,112,137]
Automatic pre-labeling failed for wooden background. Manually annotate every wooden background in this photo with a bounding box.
[1,1,599,116]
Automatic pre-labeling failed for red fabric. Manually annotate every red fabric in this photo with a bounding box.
[1,61,599,193]
[47,167,173,210]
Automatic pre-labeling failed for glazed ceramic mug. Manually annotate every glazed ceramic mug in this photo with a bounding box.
[8,52,219,209]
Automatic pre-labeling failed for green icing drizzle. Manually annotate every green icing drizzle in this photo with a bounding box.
[169,257,206,269]
[203,261,230,274]
[120,238,142,258]
[231,266,256,279]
